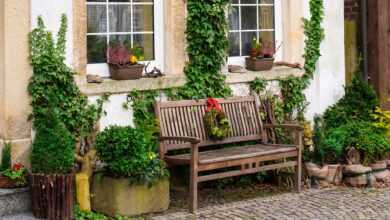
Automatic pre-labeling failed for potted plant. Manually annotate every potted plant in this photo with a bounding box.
[0,143,28,188]
[30,110,76,220]
[93,126,169,217]
[246,38,275,71]
[107,44,145,80]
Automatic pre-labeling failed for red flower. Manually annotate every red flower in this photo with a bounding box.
[12,163,24,171]
[206,98,222,112]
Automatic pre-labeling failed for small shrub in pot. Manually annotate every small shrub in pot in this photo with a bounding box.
[93,126,169,216]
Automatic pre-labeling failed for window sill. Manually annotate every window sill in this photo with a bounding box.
[76,66,304,96]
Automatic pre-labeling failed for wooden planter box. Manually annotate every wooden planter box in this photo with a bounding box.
[92,176,169,217]
[30,174,74,220]
[109,64,144,80]
[245,57,274,71]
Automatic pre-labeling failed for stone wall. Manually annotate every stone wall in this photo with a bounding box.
[0,0,32,166]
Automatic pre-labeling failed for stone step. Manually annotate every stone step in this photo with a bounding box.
[0,188,31,217]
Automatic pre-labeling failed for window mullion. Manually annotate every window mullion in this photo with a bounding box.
[256,0,259,42]
[238,0,242,56]
[130,0,134,48]
[106,0,110,60]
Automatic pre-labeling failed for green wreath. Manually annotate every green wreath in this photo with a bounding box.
[204,108,231,140]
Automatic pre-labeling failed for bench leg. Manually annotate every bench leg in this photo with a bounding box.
[189,164,198,213]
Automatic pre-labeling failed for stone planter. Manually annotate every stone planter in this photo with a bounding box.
[109,64,144,80]
[92,176,169,217]
[344,164,375,187]
[326,164,343,185]
[245,57,274,71]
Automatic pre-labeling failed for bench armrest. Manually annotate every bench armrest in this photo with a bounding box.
[159,136,201,144]
[264,124,304,131]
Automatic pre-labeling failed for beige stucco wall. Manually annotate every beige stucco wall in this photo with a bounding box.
[0,0,32,165]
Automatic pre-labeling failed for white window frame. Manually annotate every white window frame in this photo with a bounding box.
[227,0,283,67]
[86,0,164,77]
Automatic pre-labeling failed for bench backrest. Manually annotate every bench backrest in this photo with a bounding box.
[155,96,266,153]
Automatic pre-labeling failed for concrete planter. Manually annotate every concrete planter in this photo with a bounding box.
[92,176,169,217]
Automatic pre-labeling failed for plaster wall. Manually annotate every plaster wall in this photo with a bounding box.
[304,0,346,119]
[0,0,32,165]
[31,0,74,67]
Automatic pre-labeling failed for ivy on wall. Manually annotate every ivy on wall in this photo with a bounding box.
[28,15,107,138]
[178,0,232,99]
[279,0,324,121]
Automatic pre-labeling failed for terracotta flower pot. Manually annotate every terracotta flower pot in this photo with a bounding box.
[30,174,74,220]
[108,64,144,80]
[245,57,274,71]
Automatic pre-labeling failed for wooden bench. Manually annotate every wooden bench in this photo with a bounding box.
[155,96,303,213]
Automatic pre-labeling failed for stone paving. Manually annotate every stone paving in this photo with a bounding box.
[152,187,390,220]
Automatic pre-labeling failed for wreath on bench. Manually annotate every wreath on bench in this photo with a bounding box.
[203,98,231,140]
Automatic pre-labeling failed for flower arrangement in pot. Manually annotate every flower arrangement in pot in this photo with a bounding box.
[0,143,28,188]
[93,126,170,217]
[107,43,145,80]
[246,37,275,71]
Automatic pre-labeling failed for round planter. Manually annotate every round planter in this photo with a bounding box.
[344,164,374,187]
[109,64,144,80]
[30,174,74,220]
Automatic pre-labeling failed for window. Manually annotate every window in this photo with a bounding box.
[228,0,282,65]
[86,0,163,77]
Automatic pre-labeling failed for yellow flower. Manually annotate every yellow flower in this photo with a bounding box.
[129,55,138,64]
[148,152,156,160]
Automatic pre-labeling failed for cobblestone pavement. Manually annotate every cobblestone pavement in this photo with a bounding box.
[152,187,390,220]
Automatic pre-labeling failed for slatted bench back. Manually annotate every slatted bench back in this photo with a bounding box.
[155,96,266,153]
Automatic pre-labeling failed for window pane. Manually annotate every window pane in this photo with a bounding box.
[87,5,107,33]
[87,35,107,63]
[241,32,257,56]
[259,6,274,29]
[228,33,240,57]
[87,0,105,2]
[241,0,256,4]
[133,5,154,32]
[133,34,154,60]
[259,0,274,4]
[231,0,239,3]
[133,0,153,2]
[109,35,132,48]
[228,6,239,30]
[259,31,274,45]
[241,6,257,30]
[109,5,132,32]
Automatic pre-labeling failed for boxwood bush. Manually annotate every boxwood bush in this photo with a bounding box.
[95,126,168,185]
[31,110,75,174]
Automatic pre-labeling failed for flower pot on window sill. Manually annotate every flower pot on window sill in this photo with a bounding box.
[245,57,274,71]
[108,64,144,80]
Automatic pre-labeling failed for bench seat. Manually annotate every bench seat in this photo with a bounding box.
[166,144,297,165]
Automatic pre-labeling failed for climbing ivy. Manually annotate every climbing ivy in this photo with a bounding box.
[28,15,107,138]
[178,0,232,99]
[279,0,324,121]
